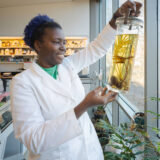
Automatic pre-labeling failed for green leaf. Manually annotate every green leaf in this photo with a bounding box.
[104,152,121,160]
[147,110,160,117]
[130,142,145,149]
[150,97,160,101]
[134,150,145,155]
[108,144,123,150]
[127,137,139,143]
[111,137,122,144]
[152,127,160,134]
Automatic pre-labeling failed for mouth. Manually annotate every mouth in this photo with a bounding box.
[57,52,65,56]
[57,54,64,57]
[56,54,64,60]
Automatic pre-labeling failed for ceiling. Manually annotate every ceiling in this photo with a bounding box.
[0,0,82,8]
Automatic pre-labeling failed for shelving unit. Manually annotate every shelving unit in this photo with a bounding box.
[0,37,36,72]
[65,37,87,56]
[0,36,87,72]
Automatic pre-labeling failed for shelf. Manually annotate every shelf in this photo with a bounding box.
[0,76,13,79]
[0,62,24,64]
[0,47,30,49]
[66,47,84,49]
[0,55,37,57]
[66,37,87,40]
[0,47,84,49]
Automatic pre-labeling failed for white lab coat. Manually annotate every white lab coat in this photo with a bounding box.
[10,24,116,160]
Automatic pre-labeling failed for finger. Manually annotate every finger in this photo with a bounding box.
[95,86,103,94]
[124,1,136,12]
[103,93,117,104]
[108,91,118,98]
[107,97,117,103]
[120,1,137,17]
[103,91,117,99]
[101,87,108,96]
[110,92,118,97]
[135,11,141,17]
[95,86,103,91]
[135,12,141,17]
[108,90,118,94]
[135,2,142,11]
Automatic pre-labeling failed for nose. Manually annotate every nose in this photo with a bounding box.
[60,42,66,52]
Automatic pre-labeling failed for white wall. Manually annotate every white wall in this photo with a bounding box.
[0,0,89,37]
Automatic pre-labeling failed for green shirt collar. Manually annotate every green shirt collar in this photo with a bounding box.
[40,65,58,79]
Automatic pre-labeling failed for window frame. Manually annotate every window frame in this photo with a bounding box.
[158,0,160,135]
[145,0,159,138]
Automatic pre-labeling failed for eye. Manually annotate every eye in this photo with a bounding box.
[52,41,60,44]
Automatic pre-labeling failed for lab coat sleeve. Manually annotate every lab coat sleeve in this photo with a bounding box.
[10,78,82,155]
[66,24,116,73]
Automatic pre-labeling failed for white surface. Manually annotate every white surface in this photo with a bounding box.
[0,63,23,72]
[0,0,89,38]
[0,0,86,8]
[0,0,72,8]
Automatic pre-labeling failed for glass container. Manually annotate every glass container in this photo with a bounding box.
[108,16,143,92]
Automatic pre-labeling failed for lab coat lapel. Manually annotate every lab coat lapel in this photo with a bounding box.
[30,62,74,100]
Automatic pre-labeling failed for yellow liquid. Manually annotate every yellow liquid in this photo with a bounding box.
[108,34,139,91]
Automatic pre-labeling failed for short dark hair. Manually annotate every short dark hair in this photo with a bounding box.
[24,15,62,49]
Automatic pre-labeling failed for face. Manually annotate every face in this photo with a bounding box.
[35,27,66,67]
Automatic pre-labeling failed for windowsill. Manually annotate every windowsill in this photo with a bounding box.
[116,94,140,120]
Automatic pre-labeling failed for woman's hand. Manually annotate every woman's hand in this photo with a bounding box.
[110,1,142,29]
[83,86,117,107]
[74,87,117,119]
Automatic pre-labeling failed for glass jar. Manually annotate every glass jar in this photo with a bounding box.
[108,16,143,92]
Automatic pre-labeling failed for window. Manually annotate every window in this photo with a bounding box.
[104,0,159,140]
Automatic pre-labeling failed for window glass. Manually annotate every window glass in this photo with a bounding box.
[119,107,131,124]
[106,0,113,82]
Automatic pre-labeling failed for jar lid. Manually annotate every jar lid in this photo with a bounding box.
[116,16,143,27]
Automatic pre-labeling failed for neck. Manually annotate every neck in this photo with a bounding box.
[37,59,56,68]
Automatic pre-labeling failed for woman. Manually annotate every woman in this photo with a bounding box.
[11,1,142,160]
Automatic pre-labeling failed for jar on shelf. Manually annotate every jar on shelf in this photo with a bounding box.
[0,49,4,55]
[2,41,5,47]
[5,41,10,47]
[107,16,143,92]
[5,49,10,55]
[15,49,19,55]
[20,40,25,47]
[9,49,14,55]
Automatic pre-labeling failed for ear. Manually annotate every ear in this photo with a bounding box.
[34,40,41,52]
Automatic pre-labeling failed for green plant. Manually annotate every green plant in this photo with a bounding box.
[96,119,147,160]
[92,106,110,149]
[95,81,160,159]
[147,97,160,155]
[94,96,160,160]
